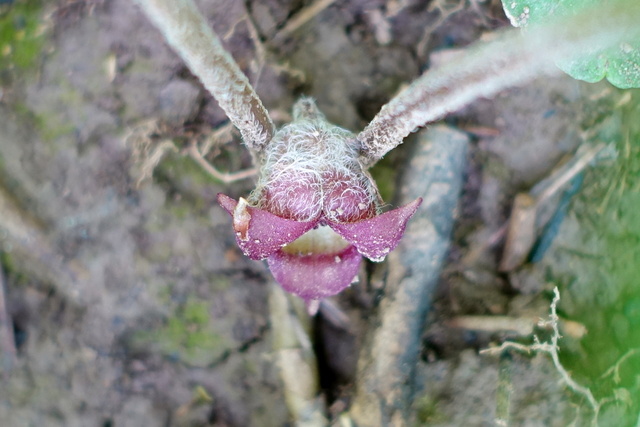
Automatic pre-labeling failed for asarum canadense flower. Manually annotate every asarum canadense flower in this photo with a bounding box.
[218,98,421,312]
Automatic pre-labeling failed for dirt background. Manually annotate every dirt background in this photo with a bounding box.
[1,0,639,426]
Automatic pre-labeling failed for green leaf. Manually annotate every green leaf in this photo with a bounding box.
[501,0,640,88]
[0,0,47,72]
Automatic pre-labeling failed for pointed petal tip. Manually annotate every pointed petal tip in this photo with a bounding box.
[216,194,317,260]
[329,198,422,261]
[217,193,236,214]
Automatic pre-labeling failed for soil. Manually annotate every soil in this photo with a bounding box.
[1,0,639,426]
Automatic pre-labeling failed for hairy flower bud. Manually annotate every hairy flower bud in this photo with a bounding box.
[218,98,421,313]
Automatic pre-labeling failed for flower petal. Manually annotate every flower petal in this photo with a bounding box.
[217,193,317,260]
[267,245,362,301]
[328,198,423,262]
[322,172,377,223]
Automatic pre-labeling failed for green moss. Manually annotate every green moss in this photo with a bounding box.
[0,0,47,73]
[167,200,192,219]
[0,251,30,286]
[12,99,76,143]
[370,155,398,203]
[241,357,258,376]
[0,251,16,276]
[35,82,84,141]
[37,119,76,142]
[156,283,174,305]
[209,274,231,292]
[132,296,230,367]
[182,299,209,325]
[413,394,446,425]
[157,153,221,188]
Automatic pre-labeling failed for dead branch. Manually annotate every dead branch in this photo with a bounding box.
[349,126,469,425]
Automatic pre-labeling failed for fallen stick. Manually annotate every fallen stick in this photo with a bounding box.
[349,125,469,425]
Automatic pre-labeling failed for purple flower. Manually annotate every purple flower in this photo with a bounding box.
[217,99,421,311]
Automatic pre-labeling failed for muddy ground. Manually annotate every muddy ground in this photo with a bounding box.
[1,0,639,426]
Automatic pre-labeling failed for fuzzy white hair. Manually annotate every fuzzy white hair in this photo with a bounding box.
[249,98,380,222]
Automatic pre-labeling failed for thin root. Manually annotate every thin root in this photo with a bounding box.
[481,287,601,420]
[600,348,640,384]
[137,139,179,187]
[199,121,237,156]
[187,141,257,184]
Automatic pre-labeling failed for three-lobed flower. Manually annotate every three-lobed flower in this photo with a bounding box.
[218,99,421,312]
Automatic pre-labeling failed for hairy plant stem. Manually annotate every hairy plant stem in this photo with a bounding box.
[358,0,640,166]
[134,0,275,153]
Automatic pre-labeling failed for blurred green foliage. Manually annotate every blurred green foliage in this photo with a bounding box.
[556,93,640,424]
[0,0,46,73]
[501,0,640,88]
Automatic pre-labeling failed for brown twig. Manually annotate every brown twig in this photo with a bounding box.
[531,143,605,205]
[499,143,605,271]
[448,315,535,336]
[272,0,337,41]
[268,283,327,426]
